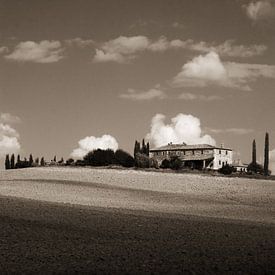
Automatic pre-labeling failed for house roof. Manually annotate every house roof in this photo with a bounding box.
[150,143,232,151]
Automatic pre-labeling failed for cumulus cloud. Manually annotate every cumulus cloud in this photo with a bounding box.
[119,87,166,100]
[5,40,64,63]
[71,134,119,159]
[93,36,150,63]
[0,114,21,158]
[244,0,275,21]
[146,113,216,148]
[172,51,275,91]
[0,113,21,124]
[179,93,222,101]
[93,36,266,63]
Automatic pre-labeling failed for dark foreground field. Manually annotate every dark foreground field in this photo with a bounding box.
[0,196,274,274]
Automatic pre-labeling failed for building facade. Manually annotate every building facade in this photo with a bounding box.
[149,143,233,170]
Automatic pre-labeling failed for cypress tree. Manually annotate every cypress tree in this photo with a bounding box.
[146,142,150,156]
[29,154,33,167]
[142,139,146,154]
[10,154,15,169]
[53,155,56,162]
[5,154,10,170]
[252,139,256,165]
[134,140,140,156]
[40,157,45,166]
[264,132,269,176]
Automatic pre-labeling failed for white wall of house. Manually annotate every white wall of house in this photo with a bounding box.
[213,149,233,170]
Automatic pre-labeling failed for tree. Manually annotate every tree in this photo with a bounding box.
[5,154,10,170]
[83,149,116,166]
[10,154,15,169]
[170,156,183,170]
[115,149,135,167]
[252,139,256,165]
[146,142,150,156]
[134,140,140,156]
[58,157,64,164]
[53,156,56,162]
[264,132,269,176]
[135,153,149,168]
[218,164,236,175]
[160,159,170,169]
[35,157,39,166]
[66,158,74,166]
[40,157,45,166]
[29,154,34,166]
[142,139,146,154]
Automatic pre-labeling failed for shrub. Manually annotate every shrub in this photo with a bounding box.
[149,158,158,169]
[115,149,135,167]
[218,164,236,175]
[160,159,170,169]
[83,149,116,166]
[135,153,149,168]
[66,158,74,166]
[170,156,183,170]
[247,162,264,174]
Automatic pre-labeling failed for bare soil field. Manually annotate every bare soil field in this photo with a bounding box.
[0,167,274,273]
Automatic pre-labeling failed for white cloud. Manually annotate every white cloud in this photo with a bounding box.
[189,40,267,58]
[93,36,266,63]
[5,40,64,63]
[172,51,275,91]
[172,22,185,29]
[179,93,222,101]
[0,113,21,124]
[65,38,94,47]
[206,127,254,135]
[0,118,21,158]
[120,88,166,100]
[146,113,216,148]
[71,134,119,159]
[244,0,275,21]
[93,36,150,63]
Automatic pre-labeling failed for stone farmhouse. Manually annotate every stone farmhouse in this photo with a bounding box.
[149,142,233,170]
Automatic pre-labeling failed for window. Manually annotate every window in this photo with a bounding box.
[192,150,195,155]
[201,150,203,154]
[219,150,221,154]
[226,150,228,155]
[219,160,221,165]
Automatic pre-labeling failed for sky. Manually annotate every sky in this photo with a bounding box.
[0,0,275,171]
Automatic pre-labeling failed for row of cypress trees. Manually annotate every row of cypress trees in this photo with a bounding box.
[249,132,270,176]
[5,154,45,170]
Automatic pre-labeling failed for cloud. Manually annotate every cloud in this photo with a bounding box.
[65,38,94,48]
[0,46,8,54]
[188,39,267,58]
[93,36,266,63]
[179,93,222,101]
[71,134,119,159]
[205,127,254,135]
[0,113,21,124]
[172,22,185,29]
[0,116,21,158]
[172,51,275,91]
[244,0,275,21]
[5,40,64,63]
[93,36,150,63]
[119,87,166,100]
[146,113,216,148]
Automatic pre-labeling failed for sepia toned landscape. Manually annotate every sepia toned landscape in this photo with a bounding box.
[0,167,274,273]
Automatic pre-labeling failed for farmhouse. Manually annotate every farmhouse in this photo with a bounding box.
[149,142,233,170]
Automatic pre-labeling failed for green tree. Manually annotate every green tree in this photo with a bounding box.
[5,154,10,170]
[10,154,15,169]
[35,157,39,166]
[53,156,56,162]
[264,132,269,176]
[142,139,146,154]
[134,140,140,156]
[146,142,150,156]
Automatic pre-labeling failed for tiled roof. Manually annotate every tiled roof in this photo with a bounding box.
[150,143,232,151]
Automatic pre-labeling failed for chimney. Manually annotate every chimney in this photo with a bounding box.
[220,143,224,148]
